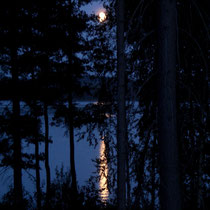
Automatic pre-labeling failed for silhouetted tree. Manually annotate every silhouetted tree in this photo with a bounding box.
[116,0,126,209]
[157,0,181,209]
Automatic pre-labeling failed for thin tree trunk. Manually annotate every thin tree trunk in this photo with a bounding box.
[10,5,23,207]
[44,103,51,207]
[126,131,130,208]
[197,140,203,209]
[117,0,126,208]
[42,5,51,204]
[151,134,157,209]
[35,133,41,210]
[68,90,77,193]
[31,68,42,210]
[197,62,208,209]
[68,0,77,192]
[189,94,196,206]
[157,0,181,209]
[12,98,22,208]
[134,125,152,208]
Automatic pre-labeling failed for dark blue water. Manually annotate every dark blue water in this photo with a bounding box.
[0,101,100,198]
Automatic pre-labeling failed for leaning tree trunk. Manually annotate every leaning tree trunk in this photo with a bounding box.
[157,0,182,210]
[117,0,126,209]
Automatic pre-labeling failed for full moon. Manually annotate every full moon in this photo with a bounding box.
[98,11,106,22]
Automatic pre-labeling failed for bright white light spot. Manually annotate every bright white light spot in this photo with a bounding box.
[98,11,106,22]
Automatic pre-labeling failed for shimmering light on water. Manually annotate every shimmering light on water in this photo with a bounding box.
[99,140,109,202]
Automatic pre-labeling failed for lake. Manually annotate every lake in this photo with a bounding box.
[0,101,112,203]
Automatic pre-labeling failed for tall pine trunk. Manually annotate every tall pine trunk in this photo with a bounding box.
[10,5,23,208]
[44,102,51,207]
[117,0,126,209]
[157,0,181,209]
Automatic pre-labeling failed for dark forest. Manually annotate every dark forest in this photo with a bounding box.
[0,0,209,209]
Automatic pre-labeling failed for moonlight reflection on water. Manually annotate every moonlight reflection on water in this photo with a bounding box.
[99,140,109,203]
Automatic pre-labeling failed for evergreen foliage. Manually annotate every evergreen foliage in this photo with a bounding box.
[0,0,209,209]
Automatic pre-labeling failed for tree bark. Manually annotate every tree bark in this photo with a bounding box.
[44,103,51,207]
[117,0,126,209]
[157,0,182,209]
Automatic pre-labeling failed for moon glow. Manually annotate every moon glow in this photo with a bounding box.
[98,11,106,22]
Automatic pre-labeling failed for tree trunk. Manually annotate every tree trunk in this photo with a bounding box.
[151,134,157,209]
[44,102,51,207]
[117,0,126,209]
[134,126,152,208]
[35,133,41,210]
[157,0,182,209]
[31,71,41,210]
[197,140,203,210]
[68,0,77,193]
[12,98,22,208]
[126,131,131,208]
[68,90,77,193]
[10,5,23,208]
[196,58,208,209]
